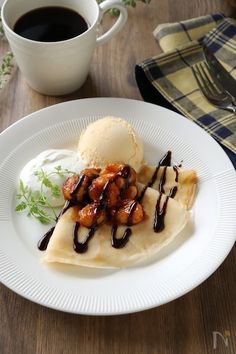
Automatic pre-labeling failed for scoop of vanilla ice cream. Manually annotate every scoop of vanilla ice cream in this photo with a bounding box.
[78,116,144,171]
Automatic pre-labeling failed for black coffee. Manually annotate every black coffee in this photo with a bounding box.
[13,6,88,42]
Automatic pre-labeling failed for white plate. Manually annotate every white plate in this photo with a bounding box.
[0,98,235,315]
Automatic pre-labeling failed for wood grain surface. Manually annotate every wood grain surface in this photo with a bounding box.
[0,1,235,353]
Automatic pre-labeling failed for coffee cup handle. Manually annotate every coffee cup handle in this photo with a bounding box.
[96,0,128,46]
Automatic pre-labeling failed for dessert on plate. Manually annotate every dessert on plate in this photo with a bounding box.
[16,116,198,268]
[43,163,189,268]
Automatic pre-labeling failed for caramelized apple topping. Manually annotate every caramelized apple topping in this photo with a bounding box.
[62,164,144,227]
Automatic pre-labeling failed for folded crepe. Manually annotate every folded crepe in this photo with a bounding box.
[43,183,189,268]
[138,166,197,209]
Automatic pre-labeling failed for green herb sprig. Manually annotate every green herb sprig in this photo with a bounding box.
[0,51,14,89]
[15,180,55,224]
[15,166,77,224]
[0,13,14,89]
[121,0,152,6]
[97,0,151,7]
[97,0,151,16]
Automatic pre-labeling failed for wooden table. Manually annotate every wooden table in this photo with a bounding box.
[0,1,235,353]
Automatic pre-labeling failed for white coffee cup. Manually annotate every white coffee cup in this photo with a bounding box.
[1,0,128,95]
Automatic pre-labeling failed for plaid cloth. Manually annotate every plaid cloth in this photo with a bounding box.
[135,13,236,166]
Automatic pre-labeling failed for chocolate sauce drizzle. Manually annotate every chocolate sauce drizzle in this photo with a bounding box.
[73,222,96,253]
[168,186,178,198]
[137,150,172,203]
[137,150,181,234]
[37,200,75,251]
[127,201,138,226]
[159,166,167,194]
[173,165,179,183]
[154,194,169,232]
[117,165,131,179]
[159,150,172,166]
[99,180,111,207]
[71,174,86,198]
[109,200,138,249]
[111,225,132,249]
[37,226,55,251]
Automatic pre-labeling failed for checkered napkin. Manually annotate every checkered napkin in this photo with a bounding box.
[135,13,236,164]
